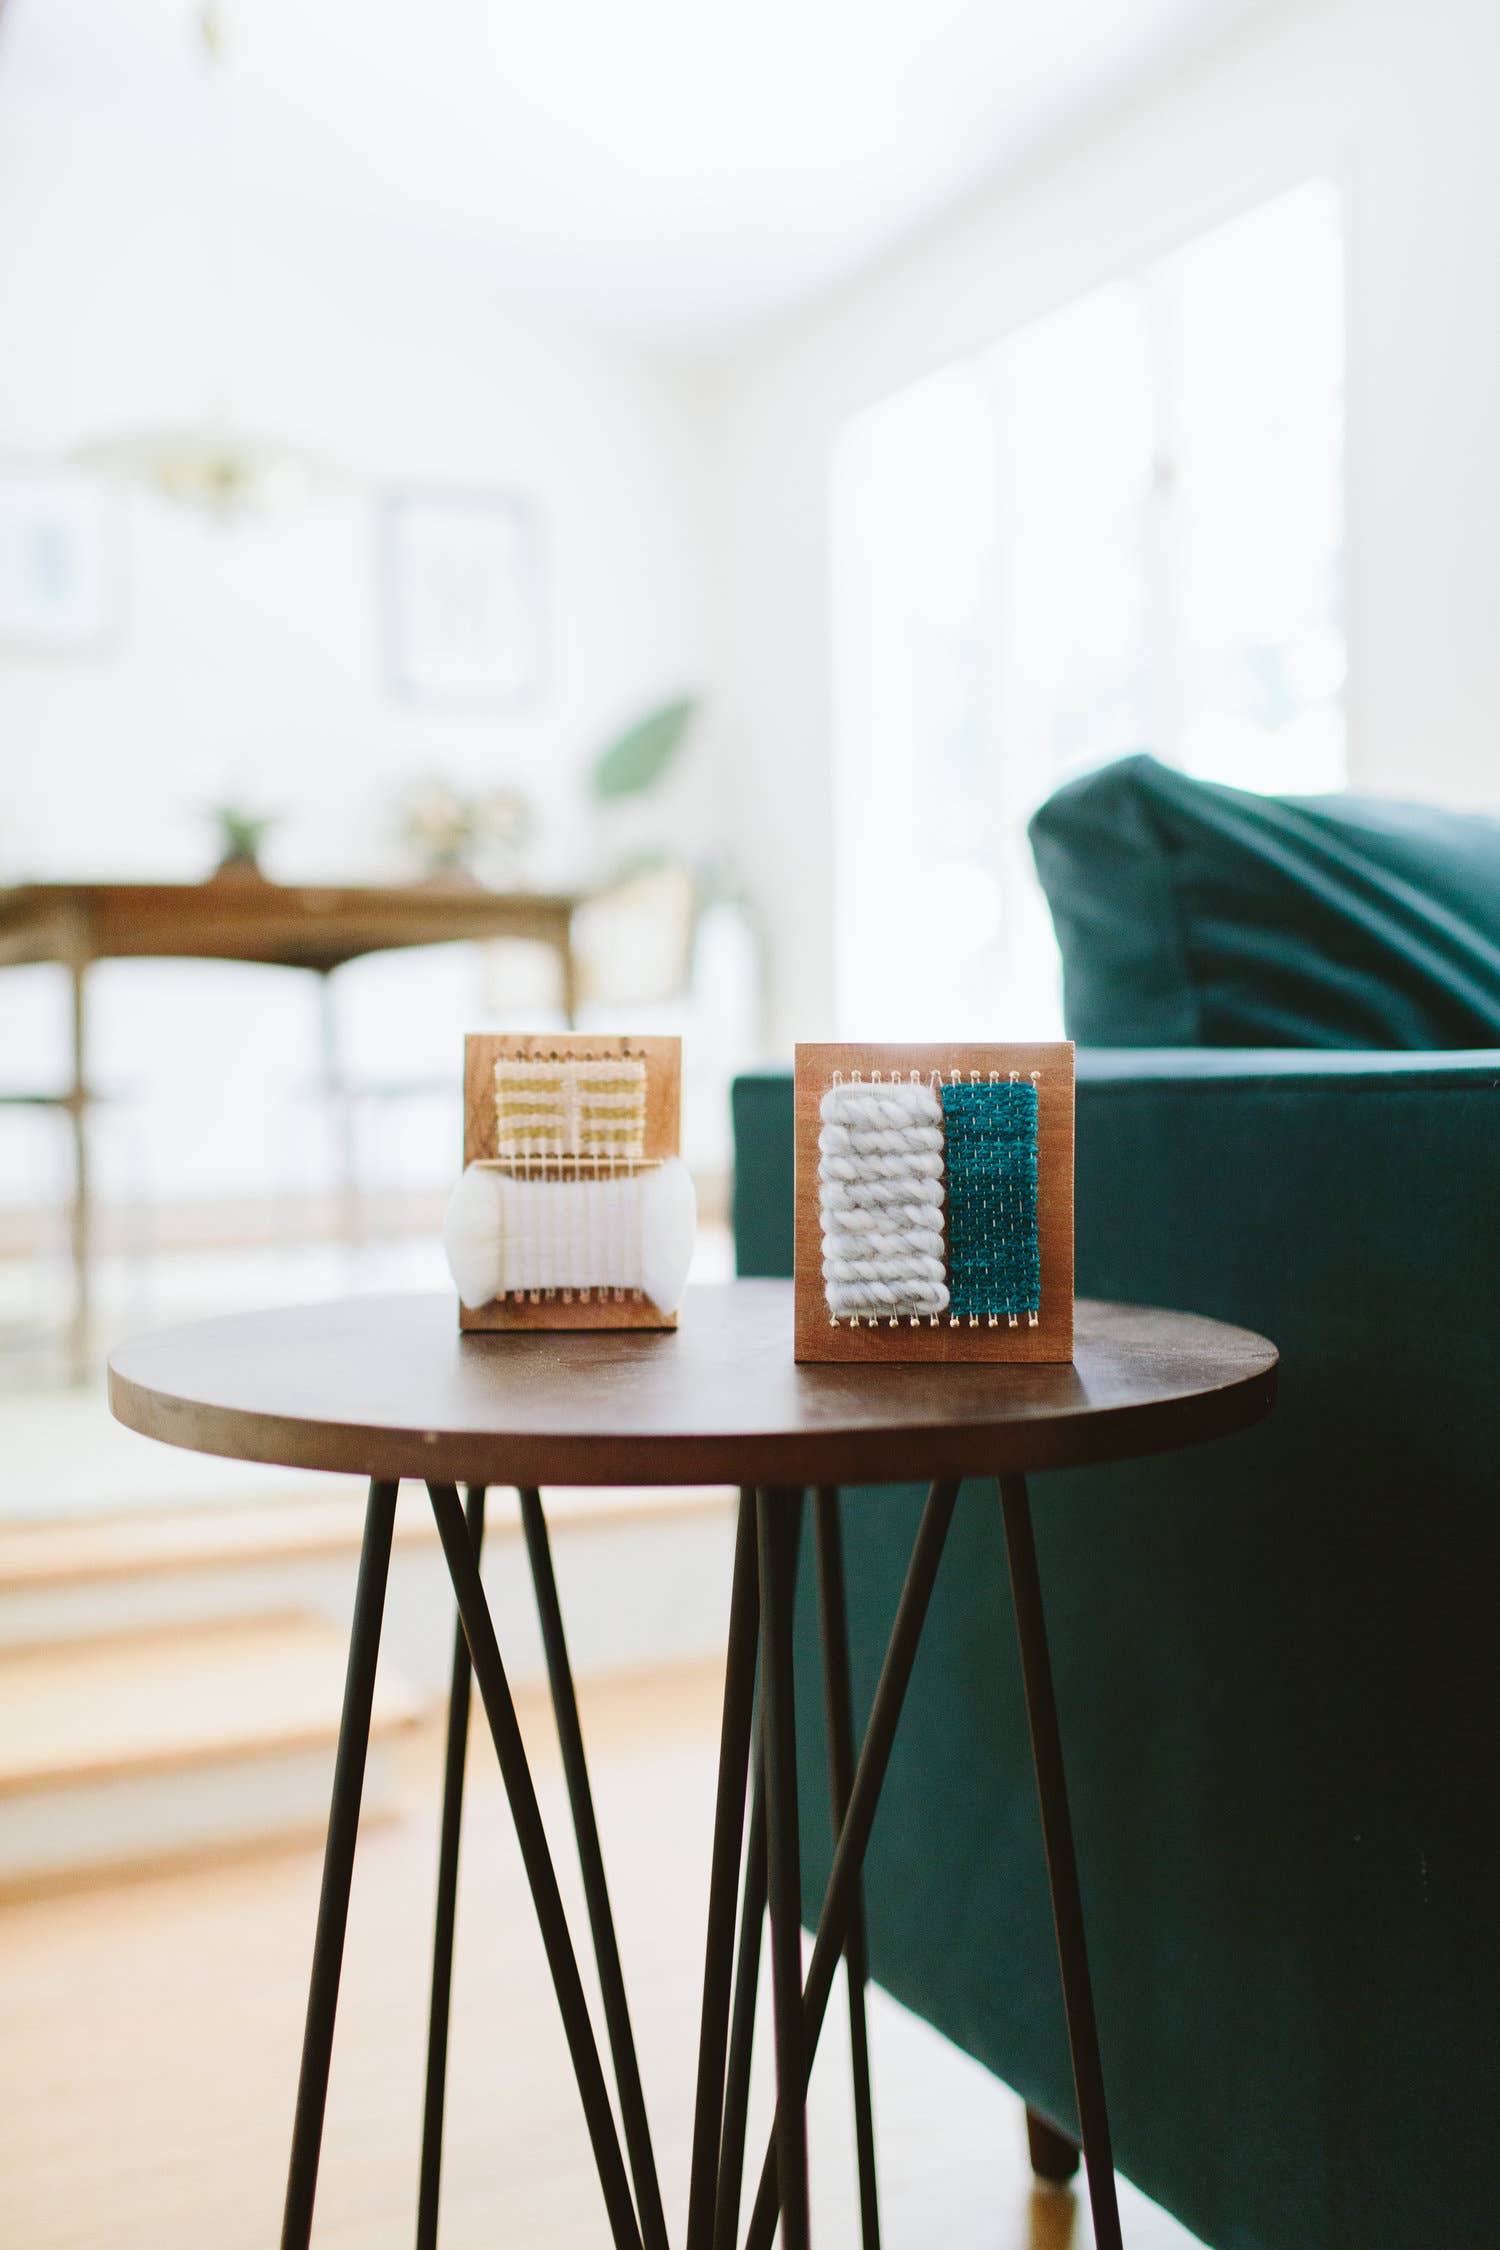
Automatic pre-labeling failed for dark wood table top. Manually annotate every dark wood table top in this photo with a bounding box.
[0,878,581,974]
[108,1282,1278,1488]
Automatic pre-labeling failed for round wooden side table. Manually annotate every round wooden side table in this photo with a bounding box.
[109,1280,1277,2250]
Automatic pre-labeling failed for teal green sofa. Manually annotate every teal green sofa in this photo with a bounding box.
[731,1048,1500,2250]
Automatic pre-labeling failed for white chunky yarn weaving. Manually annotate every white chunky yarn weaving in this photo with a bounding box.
[819,1080,949,1319]
[443,1158,696,1314]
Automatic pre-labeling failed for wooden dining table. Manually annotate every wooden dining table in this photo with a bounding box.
[0,876,585,1377]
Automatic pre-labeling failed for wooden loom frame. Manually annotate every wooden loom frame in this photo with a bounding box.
[793,1040,1075,1365]
[459,1032,683,1332]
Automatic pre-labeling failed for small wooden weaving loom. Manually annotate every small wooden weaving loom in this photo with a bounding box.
[793,1040,1074,1364]
[456,1033,686,1332]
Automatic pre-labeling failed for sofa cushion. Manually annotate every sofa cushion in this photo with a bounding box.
[1028,753,1500,1047]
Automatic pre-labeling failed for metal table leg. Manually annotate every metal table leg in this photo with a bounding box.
[1000,1473,1123,2250]
[288,1465,1122,2250]
[686,1492,761,2250]
[520,1486,669,2250]
[758,1487,810,2250]
[281,1478,399,2250]
[426,1480,642,2250]
[416,1482,486,2250]
[813,1486,880,2250]
[713,1731,765,2250]
[741,1477,959,2250]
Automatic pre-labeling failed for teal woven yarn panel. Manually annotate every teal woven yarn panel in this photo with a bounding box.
[940,1079,1041,1318]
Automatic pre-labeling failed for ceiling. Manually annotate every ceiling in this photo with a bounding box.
[0,0,1272,352]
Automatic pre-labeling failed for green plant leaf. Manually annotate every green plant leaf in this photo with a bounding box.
[590,695,698,801]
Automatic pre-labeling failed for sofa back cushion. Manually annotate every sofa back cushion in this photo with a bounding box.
[1028,752,1500,1046]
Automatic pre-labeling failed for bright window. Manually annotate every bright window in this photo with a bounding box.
[829,180,1345,1037]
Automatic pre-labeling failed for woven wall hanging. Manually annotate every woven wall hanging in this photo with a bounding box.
[444,1033,692,1332]
[794,1041,1074,1364]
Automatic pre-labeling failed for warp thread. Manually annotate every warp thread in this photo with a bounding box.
[491,1173,643,1292]
[443,1157,696,1314]
[819,1080,950,1319]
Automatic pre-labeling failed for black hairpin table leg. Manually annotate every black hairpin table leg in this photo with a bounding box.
[713,1731,766,2250]
[814,1486,881,2250]
[416,1481,486,2250]
[519,1486,669,2250]
[742,1477,958,2250]
[282,1477,398,2250]
[426,1480,642,2250]
[999,1473,1123,2250]
[282,1470,1121,2250]
[686,1492,761,2250]
[759,1486,811,2250]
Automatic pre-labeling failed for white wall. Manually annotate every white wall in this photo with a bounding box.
[713,0,1500,1049]
[0,89,717,882]
[0,82,719,1209]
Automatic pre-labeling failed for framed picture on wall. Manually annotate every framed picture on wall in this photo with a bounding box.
[0,468,118,658]
[380,487,545,708]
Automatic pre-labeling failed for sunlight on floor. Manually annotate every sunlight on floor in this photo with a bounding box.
[0,1665,1203,2250]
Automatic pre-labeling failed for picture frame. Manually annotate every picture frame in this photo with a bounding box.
[0,468,118,658]
[379,487,544,709]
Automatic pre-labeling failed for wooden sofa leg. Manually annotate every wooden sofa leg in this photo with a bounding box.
[1026,2105,1082,2186]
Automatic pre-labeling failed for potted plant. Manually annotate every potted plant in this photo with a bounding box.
[208,801,276,880]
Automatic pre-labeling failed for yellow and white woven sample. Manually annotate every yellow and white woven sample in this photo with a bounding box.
[494,1056,647,1161]
[571,1058,647,1160]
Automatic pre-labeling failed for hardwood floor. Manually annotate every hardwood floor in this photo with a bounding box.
[0,1659,1200,2250]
